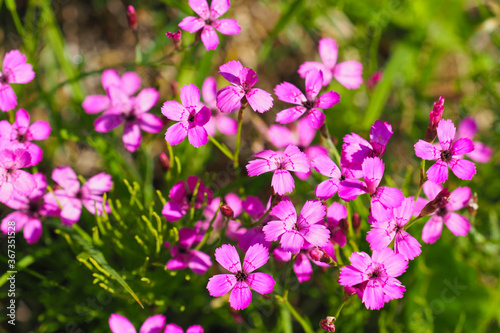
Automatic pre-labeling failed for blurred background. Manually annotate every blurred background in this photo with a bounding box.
[0,0,499,332]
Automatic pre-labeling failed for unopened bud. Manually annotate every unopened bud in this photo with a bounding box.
[366,70,382,90]
[127,5,138,32]
[343,286,357,296]
[319,316,336,332]
[220,204,234,218]
[338,218,348,234]
[309,248,334,265]
[159,152,170,171]
[352,213,361,233]
[419,188,450,217]
[166,30,182,50]
[424,96,445,142]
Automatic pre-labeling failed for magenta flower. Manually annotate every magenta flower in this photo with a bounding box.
[367,197,422,260]
[456,117,493,163]
[0,148,36,203]
[94,86,162,152]
[269,119,327,180]
[274,69,340,129]
[207,243,276,310]
[341,120,393,179]
[339,157,404,211]
[246,145,309,195]
[327,202,348,247]
[1,173,59,244]
[414,181,471,244]
[162,83,211,148]
[201,77,238,136]
[0,108,51,166]
[216,60,273,113]
[162,176,213,222]
[165,324,204,333]
[274,241,336,283]
[238,196,272,251]
[311,154,343,200]
[82,69,141,114]
[165,227,212,274]
[338,248,408,310]
[263,200,330,254]
[298,38,363,89]
[178,0,241,51]
[109,313,166,333]
[0,50,35,111]
[415,119,476,183]
[48,166,112,226]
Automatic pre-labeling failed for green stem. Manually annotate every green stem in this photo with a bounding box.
[279,298,314,333]
[319,123,341,165]
[256,205,272,225]
[233,103,247,172]
[345,202,359,252]
[404,215,422,231]
[194,203,221,250]
[189,179,202,221]
[6,1,25,37]
[335,297,349,319]
[282,254,296,301]
[208,135,234,160]
[414,160,426,201]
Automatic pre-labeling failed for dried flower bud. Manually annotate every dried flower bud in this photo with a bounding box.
[352,212,361,233]
[366,70,382,90]
[338,218,348,234]
[220,204,234,218]
[419,188,450,217]
[166,30,182,50]
[467,192,478,214]
[127,5,138,32]
[308,248,334,265]
[159,152,170,171]
[319,316,336,332]
[424,96,445,142]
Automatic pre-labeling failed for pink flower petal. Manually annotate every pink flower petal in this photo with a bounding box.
[422,180,442,201]
[394,230,421,260]
[3,50,35,84]
[422,215,443,244]
[338,179,366,201]
[101,69,121,90]
[263,220,286,242]
[271,169,295,195]
[202,76,217,106]
[314,91,340,109]
[0,84,17,111]
[246,88,273,113]
[164,324,184,333]
[318,38,338,70]
[303,224,330,248]
[444,212,470,237]
[187,126,208,148]
[293,253,313,283]
[333,61,363,89]
[188,250,213,274]
[274,82,306,105]
[373,186,404,209]
[283,144,309,173]
[216,86,244,113]
[215,244,241,273]
[195,106,211,126]
[457,117,477,139]
[447,186,471,211]
[94,113,124,132]
[27,120,51,141]
[162,201,185,222]
[210,0,230,20]
[451,138,474,155]
[201,25,219,51]
[311,154,340,178]
[362,279,385,310]
[139,314,166,333]
[190,0,210,19]
[180,83,201,109]
[219,60,243,85]
[305,108,325,129]
[186,325,204,333]
[243,243,269,273]
[162,101,188,121]
[139,113,163,133]
[122,122,142,152]
[467,141,492,163]
[165,122,188,146]
[84,172,113,194]
[297,118,316,147]
[436,119,455,151]
[134,88,158,113]
[304,69,323,101]
[229,281,252,310]
[297,61,332,86]
[52,166,80,194]
[246,272,275,293]
[449,158,476,180]
[315,179,340,200]
[207,274,237,297]
[121,72,142,96]
[212,18,241,35]
[414,140,440,160]
[426,160,449,184]
[362,157,384,194]
[23,218,42,244]
[275,106,307,124]
[269,125,298,148]
[179,16,206,33]
[280,231,304,254]
[109,314,136,333]
[82,95,110,114]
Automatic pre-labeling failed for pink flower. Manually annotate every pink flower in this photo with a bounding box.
[339,157,404,211]
[0,148,36,203]
[48,166,112,226]
[263,200,330,254]
[166,227,212,274]
[0,50,35,111]
[269,119,327,180]
[341,120,393,179]
[109,313,166,333]
[201,77,238,136]
[179,0,241,51]
[274,69,340,129]
[1,173,59,244]
[424,96,445,142]
[207,243,276,310]
[94,86,162,152]
[0,108,51,166]
[311,154,342,200]
[166,30,182,49]
[162,83,211,148]
[414,181,471,244]
[82,69,142,114]
[162,176,213,222]
[326,202,348,247]
[338,248,408,310]
[456,117,493,163]
[216,60,273,113]
[298,38,363,89]
[414,119,476,183]
[367,197,422,260]
[274,242,336,283]
[165,324,204,333]
[127,5,137,32]
[246,145,309,195]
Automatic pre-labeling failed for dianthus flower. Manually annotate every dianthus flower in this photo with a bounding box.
[0,148,36,203]
[165,324,204,333]
[109,313,166,333]
[0,50,35,111]
[456,117,493,163]
[201,76,237,136]
[165,227,212,274]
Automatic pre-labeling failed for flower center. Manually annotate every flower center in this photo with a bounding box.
[0,74,7,84]
[188,114,195,123]
[440,150,452,162]
[436,206,447,217]
[302,100,314,109]
[178,247,187,254]
[235,271,247,282]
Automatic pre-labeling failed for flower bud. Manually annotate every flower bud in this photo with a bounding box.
[127,5,138,32]
[220,204,234,218]
[319,316,336,332]
[308,248,334,265]
[343,286,357,296]
[159,152,170,171]
[166,30,182,50]
[467,192,478,214]
[424,96,445,142]
[338,218,348,234]
[352,212,361,233]
[366,70,382,90]
[419,188,450,217]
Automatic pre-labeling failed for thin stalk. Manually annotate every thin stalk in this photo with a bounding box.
[414,160,426,201]
[208,135,234,160]
[233,102,247,172]
[319,123,341,165]
[404,215,423,231]
[345,202,359,252]
[279,298,314,333]
[194,203,221,250]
